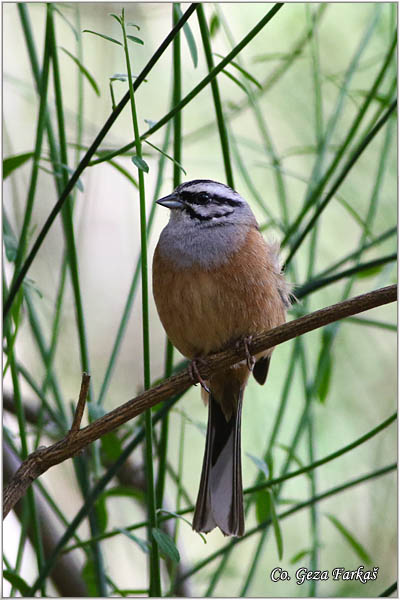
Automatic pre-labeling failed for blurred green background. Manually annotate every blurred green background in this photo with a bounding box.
[3,2,397,597]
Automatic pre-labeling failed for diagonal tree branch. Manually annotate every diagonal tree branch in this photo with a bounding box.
[3,284,396,518]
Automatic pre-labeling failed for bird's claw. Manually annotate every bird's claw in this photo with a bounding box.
[188,359,211,394]
[238,336,255,372]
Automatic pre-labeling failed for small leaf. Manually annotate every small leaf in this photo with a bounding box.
[83,29,122,47]
[53,6,79,40]
[118,528,150,553]
[104,486,144,502]
[290,549,313,565]
[209,13,220,37]
[152,528,180,562]
[3,215,18,262]
[96,496,108,533]
[277,444,306,472]
[23,277,43,299]
[326,514,372,564]
[174,4,198,68]
[53,162,84,192]
[221,68,250,96]
[255,489,271,524]
[214,53,262,89]
[356,265,384,279]
[247,452,270,479]
[3,571,31,596]
[127,22,140,30]
[88,402,106,422]
[101,431,123,462]
[127,34,144,45]
[60,47,100,96]
[315,327,334,403]
[144,118,157,129]
[3,152,34,179]
[144,140,186,175]
[157,509,207,543]
[81,559,98,597]
[269,491,283,560]
[131,155,149,173]
[253,51,295,63]
[109,13,122,25]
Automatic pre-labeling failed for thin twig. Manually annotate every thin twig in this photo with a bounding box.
[68,372,90,436]
[3,284,396,518]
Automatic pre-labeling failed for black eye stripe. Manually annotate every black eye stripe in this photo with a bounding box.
[179,190,241,207]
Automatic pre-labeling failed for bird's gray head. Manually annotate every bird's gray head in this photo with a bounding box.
[156,179,257,227]
[155,180,259,268]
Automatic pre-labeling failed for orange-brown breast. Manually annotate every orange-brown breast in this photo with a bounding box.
[152,227,286,360]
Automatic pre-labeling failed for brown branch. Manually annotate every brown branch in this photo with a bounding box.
[3,442,88,597]
[69,372,90,436]
[3,284,396,519]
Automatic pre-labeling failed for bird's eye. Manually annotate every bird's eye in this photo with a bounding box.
[197,192,210,203]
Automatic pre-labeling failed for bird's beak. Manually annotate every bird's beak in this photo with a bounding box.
[156,193,183,209]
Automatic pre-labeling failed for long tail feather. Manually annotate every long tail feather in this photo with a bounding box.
[192,392,244,537]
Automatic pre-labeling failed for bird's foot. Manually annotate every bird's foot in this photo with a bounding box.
[237,336,255,372]
[188,358,210,395]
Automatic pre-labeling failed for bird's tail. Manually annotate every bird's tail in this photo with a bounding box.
[192,389,245,537]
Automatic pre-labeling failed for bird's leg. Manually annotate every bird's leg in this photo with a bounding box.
[188,358,211,394]
[237,335,256,372]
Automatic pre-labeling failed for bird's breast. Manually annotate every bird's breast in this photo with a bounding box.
[152,227,286,359]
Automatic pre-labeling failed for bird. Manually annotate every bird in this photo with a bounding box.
[152,179,290,537]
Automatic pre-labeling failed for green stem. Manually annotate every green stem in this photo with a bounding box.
[59,410,396,554]
[175,464,396,586]
[9,4,52,289]
[4,3,199,319]
[121,10,160,596]
[284,100,397,267]
[89,4,284,168]
[156,4,182,511]
[197,5,234,188]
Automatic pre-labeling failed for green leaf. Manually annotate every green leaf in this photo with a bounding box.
[174,4,198,68]
[60,47,100,96]
[316,328,334,403]
[81,559,98,596]
[3,152,34,179]
[127,35,144,46]
[157,509,207,543]
[277,444,307,472]
[131,155,149,173]
[290,548,313,565]
[209,13,220,37]
[109,13,122,25]
[88,402,106,422]
[269,490,284,560]
[214,53,262,89]
[103,486,145,503]
[144,118,157,129]
[23,277,43,299]
[53,6,79,40]
[83,29,122,47]
[221,68,250,96]
[101,431,123,462]
[3,571,31,596]
[326,513,372,564]
[3,216,18,262]
[255,489,271,524]
[144,140,186,175]
[247,452,270,478]
[151,528,180,563]
[118,528,149,554]
[127,22,140,30]
[96,495,108,533]
[356,265,384,279]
